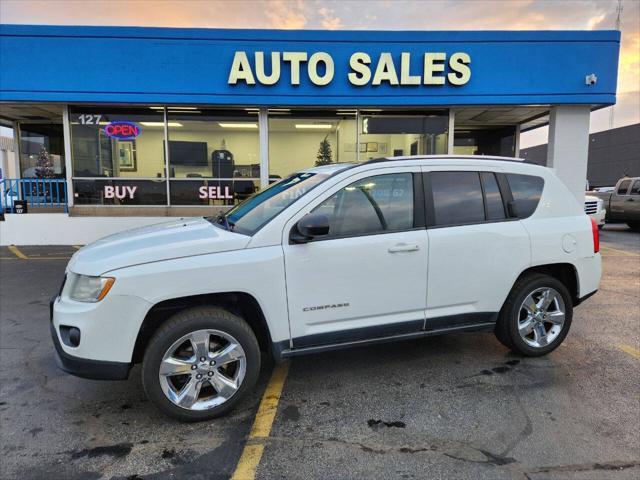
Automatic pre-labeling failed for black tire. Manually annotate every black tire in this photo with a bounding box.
[142,306,260,422]
[627,222,640,232]
[495,273,573,357]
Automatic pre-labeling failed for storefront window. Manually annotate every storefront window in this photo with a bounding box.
[167,108,259,206]
[358,110,449,160]
[70,107,166,205]
[268,109,358,181]
[18,123,65,178]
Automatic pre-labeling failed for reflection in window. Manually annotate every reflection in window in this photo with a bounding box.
[223,172,332,235]
[431,171,485,226]
[314,173,414,237]
[18,123,65,178]
[506,174,544,218]
[168,108,260,205]
[69,107,165,178]
[359,110,448,160]
[480,172,506,220]
[268,109,358,180]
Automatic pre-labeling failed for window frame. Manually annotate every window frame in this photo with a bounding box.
[423,170,519,229]
[617,179,632,195]
[289,171,425,244]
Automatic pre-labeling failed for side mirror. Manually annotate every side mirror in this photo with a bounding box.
[290,213,330,243]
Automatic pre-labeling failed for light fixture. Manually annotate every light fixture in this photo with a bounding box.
[295,124,333,129]
[149,106,198,110]
[218,122,258,129]
[140,122,183,127]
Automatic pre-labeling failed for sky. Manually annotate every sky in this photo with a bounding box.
[0,0,638,148]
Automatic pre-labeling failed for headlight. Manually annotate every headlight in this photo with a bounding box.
[69,275,115,302]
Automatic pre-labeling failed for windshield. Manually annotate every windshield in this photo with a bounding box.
[208,172,331,235]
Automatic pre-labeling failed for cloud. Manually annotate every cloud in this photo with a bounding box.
[266,0,308,29]
[318,7,342,30]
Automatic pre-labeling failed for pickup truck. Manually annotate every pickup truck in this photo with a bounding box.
[589,177,640,231]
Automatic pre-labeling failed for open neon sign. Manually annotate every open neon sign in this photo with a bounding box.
[104,121,141,140]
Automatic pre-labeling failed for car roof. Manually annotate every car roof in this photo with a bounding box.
[300,155,545,176]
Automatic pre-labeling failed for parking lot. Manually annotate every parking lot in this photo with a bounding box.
[0,225,638,480]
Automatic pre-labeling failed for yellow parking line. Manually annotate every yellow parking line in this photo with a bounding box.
[8,245,28,259]
[0,256,70,261]
[231,444,266,480]
[618,345,640,359]
[231,362,290,480]
[600,246,639,257]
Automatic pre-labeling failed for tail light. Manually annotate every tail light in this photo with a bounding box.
[590,217,599,253]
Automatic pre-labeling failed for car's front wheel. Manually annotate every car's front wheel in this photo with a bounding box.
[495,273,573,357]
[142,306,260,421]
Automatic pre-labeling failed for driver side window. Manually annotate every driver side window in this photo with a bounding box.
[314,173,414,238]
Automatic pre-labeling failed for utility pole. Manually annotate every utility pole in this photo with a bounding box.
[610,0,623,129]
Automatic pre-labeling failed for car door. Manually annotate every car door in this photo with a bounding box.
[609,179,633,221]
[423,168,531,325]
[282,167,428,348]
[625,180,640,221]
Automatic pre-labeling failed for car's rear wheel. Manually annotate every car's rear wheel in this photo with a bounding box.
[142,306,260,421]
[495,273,573,356]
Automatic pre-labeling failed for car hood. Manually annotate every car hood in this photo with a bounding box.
[68,217,250,276]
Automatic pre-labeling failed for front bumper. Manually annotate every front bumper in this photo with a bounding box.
[50,298,131,380]
[50,280,152,379]
[589,209,606,226]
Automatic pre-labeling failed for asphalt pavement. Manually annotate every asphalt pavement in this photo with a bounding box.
[0,224,638,480]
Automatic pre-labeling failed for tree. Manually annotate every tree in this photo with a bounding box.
[35,146,55,178]
[315,135,333,166]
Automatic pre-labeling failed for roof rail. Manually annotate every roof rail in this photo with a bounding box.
[362,154,525,164]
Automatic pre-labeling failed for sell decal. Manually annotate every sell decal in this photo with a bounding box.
[199,186,233,200]
[104,121,141,140]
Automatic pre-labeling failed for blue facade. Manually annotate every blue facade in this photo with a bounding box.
[0,25,620,106]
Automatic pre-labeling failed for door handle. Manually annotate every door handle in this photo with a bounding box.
[388,243,420,253]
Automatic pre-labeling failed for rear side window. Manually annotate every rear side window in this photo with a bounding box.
[506,174,544,219]
[431,171,485,226]
[629,180,640,195]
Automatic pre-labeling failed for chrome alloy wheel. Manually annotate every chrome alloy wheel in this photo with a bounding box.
[159,329,247,411]
[518,287,566,348]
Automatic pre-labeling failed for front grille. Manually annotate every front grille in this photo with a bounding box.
[585,201,598,214]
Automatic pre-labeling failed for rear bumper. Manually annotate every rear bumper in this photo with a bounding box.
[50,298,131,380]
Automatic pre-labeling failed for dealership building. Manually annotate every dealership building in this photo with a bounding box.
[0,25,620,244]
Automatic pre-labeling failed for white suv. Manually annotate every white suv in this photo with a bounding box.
[51,156,601,421]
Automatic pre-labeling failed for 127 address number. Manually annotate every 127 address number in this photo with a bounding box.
[77,114,103,125]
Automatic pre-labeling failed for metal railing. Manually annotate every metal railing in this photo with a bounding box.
[1,178,68,213]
